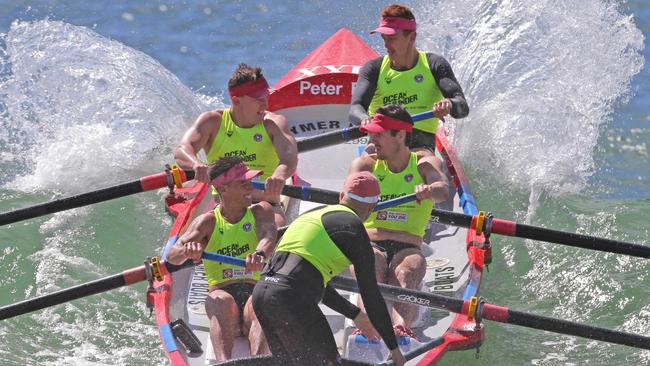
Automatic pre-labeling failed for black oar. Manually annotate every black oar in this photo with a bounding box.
[193,253,650,351]
[272,183,650,259]
[0,168,194,227]
[329,276,650,351]
[296,110,433,152]
[0,259,196,321]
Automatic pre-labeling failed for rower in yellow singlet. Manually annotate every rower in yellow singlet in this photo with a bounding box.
[348,104,450,339]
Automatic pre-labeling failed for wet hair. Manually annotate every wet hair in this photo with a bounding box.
[375,104,413,145]
[228,63,264,88]
[208,156,244,181]
[381,4,416,35]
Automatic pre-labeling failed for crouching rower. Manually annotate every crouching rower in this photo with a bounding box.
[167,157,277,362]
[252,171,406,366]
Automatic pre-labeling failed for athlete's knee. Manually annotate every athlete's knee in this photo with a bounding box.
[205,291,237,314]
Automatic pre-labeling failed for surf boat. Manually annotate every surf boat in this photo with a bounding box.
[151,28,488,365]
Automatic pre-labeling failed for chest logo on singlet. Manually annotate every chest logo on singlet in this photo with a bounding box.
[223,268,247,279]
[385,76,393,84]
[377,174,386,182]
[243,222,252,232]
[415,74,423,83]
[405,173,414,182]
[254,133,263,142]
[376,211,408,222]
[227,130,234,137]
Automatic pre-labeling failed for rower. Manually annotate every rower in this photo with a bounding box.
[349,3,469,153]
[174,63,298,226]
[252,171,406,366]
[349,104,449,339]
[167,157,277,362]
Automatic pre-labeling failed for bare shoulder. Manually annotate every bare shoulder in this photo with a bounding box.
[251,202,276,223]
[349,154,376,173]
[263,111,289,130]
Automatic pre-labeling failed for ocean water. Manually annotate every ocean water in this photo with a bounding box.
[0,1,647,365]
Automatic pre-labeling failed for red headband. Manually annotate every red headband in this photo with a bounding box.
[360,113,413,134]
[228,76,270,99]
[371,16,417,35]
[211,163,263,188]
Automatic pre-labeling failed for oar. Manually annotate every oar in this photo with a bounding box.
[0,168,194,227]
[0,190,411,321]
[0,259,196,321]
[329,276,650,351]
[269,183,650,259]
[252,181,417,211]
[297,111,434,152]
[200,252,650,351]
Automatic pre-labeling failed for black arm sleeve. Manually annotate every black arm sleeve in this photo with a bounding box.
[349,57,383,126]
[427,53,470,119]
[321,210,399,351]
[322,284,361,320]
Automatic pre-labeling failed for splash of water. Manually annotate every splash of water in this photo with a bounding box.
[417,0,644,196]
[0,20,219,194]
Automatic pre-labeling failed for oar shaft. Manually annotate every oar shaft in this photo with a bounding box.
[295,111,433,153]
[0,266,147,321]
[0,170,194,226]
[492,218,650,259]
[482,304,650,350]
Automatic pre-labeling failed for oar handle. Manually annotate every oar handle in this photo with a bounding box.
[201,252,246,267]
[0,169,194,226]
[296,110,434,153]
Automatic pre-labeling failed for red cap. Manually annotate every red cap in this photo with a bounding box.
[371,16,417,35]
[360,113,413,134]
[228,76,271,99]
[211,163,263,188]
[342,171,380,204]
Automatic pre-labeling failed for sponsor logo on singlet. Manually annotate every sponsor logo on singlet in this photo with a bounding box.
[375,211,408,222]
[216,243,250,257]
[224,149,257,163]
[383,92,418,106]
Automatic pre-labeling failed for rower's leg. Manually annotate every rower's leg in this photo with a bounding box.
[205,289,240,362]
[388,248,426,328]
[243,295,270,356]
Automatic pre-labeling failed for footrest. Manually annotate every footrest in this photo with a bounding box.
[171,318,203,356]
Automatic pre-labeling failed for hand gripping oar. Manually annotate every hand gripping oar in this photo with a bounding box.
[269,183,650,259]
[0,166,194,227]
[297,110,434,152]
[329,276,650,351]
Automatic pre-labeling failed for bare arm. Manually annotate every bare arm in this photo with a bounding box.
[415,152,450,202]
[166,212,215,265]
[263,113,298,196]
[174,110,222,182]
[348,155,376,175]
[252,202,278,257]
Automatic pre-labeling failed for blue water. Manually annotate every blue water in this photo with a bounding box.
[0,1,647,365]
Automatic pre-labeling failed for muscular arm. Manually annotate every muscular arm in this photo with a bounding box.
[166,213,214,265]
[427,53,469,119]
[320,211,399,351]
[174,110,222,182]
[252,202,278,258]
[416,151,450,202]
[349,57,383,126]
[265,113,298,181]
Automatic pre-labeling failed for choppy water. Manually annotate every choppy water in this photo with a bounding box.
[0,1,647,365]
